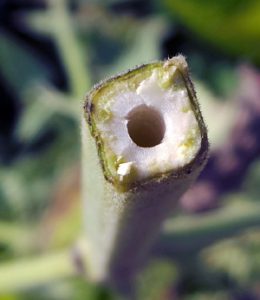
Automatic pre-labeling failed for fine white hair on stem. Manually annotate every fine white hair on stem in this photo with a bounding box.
[82,55,209,294]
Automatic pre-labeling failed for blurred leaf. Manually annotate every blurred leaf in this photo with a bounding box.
[243,160,260,202]
[162,0,260,64]
[49,202,81,249]
[0,222,33,258]
[25,0,91,97]
[137,259,177,300]
[182,291,229,300]
[0,295,18,300]
[17,85,79,142]
[102,17,167,77]
[195,80,236,148]
[0,33,51,93]
[0,251,74,294]
[0,119,79,222]
[202,228,260,284]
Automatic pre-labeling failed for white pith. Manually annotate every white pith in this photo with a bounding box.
[96,68,201,181]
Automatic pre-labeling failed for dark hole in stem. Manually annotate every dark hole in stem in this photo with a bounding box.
[127,105,165,148]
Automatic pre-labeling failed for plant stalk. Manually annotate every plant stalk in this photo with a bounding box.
[81,56,209,291]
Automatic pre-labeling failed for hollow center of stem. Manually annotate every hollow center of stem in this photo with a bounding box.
[127,105,165,148]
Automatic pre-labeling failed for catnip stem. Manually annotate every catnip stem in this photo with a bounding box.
[82,56,208,291]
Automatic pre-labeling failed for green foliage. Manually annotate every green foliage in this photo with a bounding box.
[163,0,260,64]
[0,0,260,299]
[0,34,51,93]
[137,259,177,300]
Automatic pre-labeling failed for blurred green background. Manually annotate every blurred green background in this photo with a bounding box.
[0,0,260,299]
